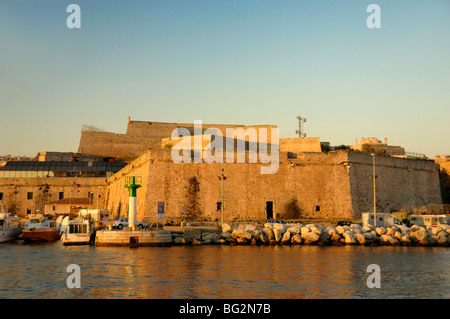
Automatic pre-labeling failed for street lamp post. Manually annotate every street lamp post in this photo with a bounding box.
[218,168,226,227]
[371,154,377,227]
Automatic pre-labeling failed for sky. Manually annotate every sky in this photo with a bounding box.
[0,0,449,158]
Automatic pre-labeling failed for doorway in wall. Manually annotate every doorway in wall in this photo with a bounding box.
[266,201,273,219]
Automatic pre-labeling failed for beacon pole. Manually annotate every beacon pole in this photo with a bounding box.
[125,176,141,231]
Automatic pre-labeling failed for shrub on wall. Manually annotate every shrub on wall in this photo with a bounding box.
[185,176,202,221]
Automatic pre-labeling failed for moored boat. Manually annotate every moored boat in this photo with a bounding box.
[22,217,60,242]
[61,217,92,245]
[0,212,21,243]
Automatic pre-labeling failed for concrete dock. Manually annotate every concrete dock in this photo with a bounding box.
[95,229,172,246]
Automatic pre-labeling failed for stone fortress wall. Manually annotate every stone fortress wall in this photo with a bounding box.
[347,152,442,215]
[1,117,443,221]
[78,116,291,158]
[104,148,442,223]
[78,117,275,156]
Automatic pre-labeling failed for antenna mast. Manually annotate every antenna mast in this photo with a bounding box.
[295,115,307,138]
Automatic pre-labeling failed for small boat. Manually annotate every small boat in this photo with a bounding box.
[22,217,60,242]
[0,212,21,243]
[61,217,92,245]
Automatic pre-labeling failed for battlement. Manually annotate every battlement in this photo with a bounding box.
[78,116,279,159]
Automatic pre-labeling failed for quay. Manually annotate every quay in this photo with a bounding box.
[91,221,450,247]
[94,229,172,246]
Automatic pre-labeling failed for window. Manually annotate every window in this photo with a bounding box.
[59,192,64,200]
[27,209,31,215]
[0,192,3,200]
[27,192,33,200]
[315,206,320,212]
[216,202,222,212]
[53,206,56,211]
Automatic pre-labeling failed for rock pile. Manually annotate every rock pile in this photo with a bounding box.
[171,222,450,247]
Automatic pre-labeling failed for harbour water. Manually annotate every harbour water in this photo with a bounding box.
[0,241,448,299]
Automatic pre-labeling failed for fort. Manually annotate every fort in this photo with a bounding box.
[0,117,444,223]
[104,147,441,223]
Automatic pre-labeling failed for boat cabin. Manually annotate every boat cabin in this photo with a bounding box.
[68,222,89,234]
[24,217,58,230]
[0,214,20,230]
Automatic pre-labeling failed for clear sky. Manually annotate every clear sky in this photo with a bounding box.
[1,0,449,158]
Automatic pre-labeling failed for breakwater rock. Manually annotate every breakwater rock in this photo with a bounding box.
[171,222,450,247]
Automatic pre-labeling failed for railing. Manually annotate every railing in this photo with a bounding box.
[405,152,426,159]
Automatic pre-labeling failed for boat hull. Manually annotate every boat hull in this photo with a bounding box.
[0,228,21,243]
[22,229,60,242]
[62,233,91,245]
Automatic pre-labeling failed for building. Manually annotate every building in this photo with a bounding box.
[351,137,406,157]
[0,161,126,178]
[0,161,126,216]
[435,155,450,204]
[44,197,94,217]
[32,152,109,162]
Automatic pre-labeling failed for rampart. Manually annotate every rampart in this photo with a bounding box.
[77,131,161,158]
[348,152,442,216]
[78,118,278,158]
[279,137,322,153]
[104,149,442,222]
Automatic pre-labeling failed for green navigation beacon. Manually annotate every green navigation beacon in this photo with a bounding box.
[124,176,142,230]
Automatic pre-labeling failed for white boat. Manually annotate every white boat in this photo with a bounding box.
[61,217,92,245]
[22,217,61,242]
[0,212,21,243]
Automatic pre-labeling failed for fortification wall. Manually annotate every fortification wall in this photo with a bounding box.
[78,120,278,158]
[348,152,442,217]
[126,121,179,138]
[105,150,355,222]
[102,142,443,223]
[280,137,322,153]
[77,131,161,157]
[127,120,277,139]
[105,151,152,220]
[0,177,107,217]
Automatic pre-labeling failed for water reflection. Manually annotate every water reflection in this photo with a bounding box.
[0,242,448,298]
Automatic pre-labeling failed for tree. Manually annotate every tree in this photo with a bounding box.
[284,199,302,219]
[185,176,202,221]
